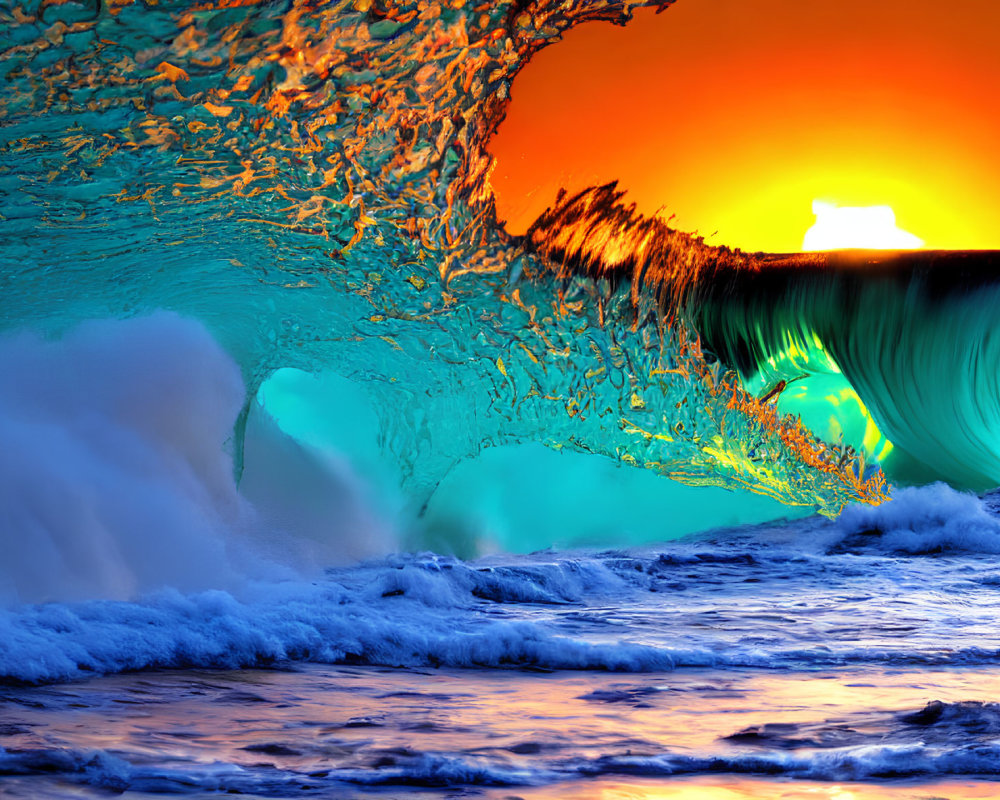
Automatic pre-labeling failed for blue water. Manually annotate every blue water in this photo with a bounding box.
[6,488,1000,796]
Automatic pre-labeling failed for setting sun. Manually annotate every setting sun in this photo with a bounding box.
[490,0,1000,253]
[802,201,924,251]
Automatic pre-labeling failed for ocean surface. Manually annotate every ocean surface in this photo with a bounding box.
[6,488,1000,797]
[4,0,1000,797]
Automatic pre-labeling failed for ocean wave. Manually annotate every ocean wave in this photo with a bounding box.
[0,0,889,519]
[0,314,396,606]
[726,700,1000,751]
[4,472,1000,686]
[6,543,1000,686]
[0,744,326,795]
[0,573,717,685]
[8,726,1000,794]
[834,483,1000,554]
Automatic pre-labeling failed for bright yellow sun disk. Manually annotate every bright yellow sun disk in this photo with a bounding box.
[802,200,925,251]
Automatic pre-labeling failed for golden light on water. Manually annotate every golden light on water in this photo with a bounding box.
[802,200,925,251]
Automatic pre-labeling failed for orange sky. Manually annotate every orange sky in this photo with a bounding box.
[489,0,1000,253]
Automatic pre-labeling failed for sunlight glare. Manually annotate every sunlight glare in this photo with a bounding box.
[803,200,924,251]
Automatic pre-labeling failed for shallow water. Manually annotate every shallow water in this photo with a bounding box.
[6,663,1000,797]
[6,498,1000,797]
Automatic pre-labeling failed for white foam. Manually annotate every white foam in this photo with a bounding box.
[0,314,393,605]
[0,314,255,604]
[0,574,708,684]
[837,482,1000,554]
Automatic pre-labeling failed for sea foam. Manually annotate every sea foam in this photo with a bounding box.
[836,483,1000,554]
[0,314,392,606]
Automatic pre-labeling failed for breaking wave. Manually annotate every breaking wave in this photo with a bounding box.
[3,480,1000,686]
[1,0,901,522]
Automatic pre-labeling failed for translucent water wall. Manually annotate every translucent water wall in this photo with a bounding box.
[2,0,893,521]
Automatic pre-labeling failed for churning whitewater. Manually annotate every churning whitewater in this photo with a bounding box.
[5,452,1000,794]
[6,483,1000,685]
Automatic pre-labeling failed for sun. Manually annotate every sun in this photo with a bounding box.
[803,200,925,251]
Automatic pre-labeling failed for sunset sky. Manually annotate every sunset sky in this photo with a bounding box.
[489,0,1000,253]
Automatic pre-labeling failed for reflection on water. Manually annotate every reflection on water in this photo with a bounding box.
[489,776,1000,799]
[4,664,1000,797]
